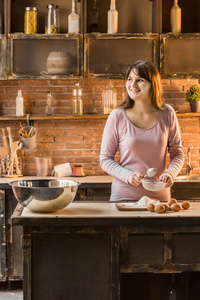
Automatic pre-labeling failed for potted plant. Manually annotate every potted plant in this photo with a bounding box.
[186,84,200,112]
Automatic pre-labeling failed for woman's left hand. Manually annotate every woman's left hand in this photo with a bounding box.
[159,173,174,188]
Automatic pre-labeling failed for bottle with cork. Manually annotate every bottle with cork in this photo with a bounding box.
[16,90,24,116]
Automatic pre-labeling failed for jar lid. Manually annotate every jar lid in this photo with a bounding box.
[25,7,37,11]
[46,4,59,9]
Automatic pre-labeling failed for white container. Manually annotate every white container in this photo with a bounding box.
[170,0,181,33]
[68,0,80,34]
[16,90,24,116]
[52,163,72,177]
[107,0,118,34]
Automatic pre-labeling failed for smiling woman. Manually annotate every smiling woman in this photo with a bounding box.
[100,60,184,202]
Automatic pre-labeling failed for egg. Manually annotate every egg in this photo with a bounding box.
[162,203,171,211]
[168,198,177,207]
[155,204,165,214]
[171,203,182,212]
[147,203,155,212]
[181,201,191,210]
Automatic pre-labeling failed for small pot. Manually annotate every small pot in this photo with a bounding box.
[19,126,37,149]
[190,101,200,113]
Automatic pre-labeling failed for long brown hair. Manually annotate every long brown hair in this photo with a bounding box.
[119,60,163,110]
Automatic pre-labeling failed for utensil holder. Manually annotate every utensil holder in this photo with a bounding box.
[19,126,37,149]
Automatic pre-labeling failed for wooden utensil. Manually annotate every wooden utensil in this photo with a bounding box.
[0,147,9,159]
[12,141,21,175]
[6,127,13,156]
[2,128,10,150]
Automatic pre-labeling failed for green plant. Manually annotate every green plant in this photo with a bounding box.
[186,84,200,102]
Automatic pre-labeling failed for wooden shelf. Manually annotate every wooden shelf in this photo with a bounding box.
[0,113,199,122]
[0,115,109,121]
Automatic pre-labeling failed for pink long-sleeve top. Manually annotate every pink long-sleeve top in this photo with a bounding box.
[100,104,184,201]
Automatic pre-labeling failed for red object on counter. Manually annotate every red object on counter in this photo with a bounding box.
[72,165,85,177]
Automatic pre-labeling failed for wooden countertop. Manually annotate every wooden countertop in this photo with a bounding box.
[0,175,113,188]
[12,201,200,227]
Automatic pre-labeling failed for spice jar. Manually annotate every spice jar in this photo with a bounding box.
[24,7,37,34]
[45,4,60,34]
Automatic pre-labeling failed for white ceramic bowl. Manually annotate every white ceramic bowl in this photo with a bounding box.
[141,179,166,192]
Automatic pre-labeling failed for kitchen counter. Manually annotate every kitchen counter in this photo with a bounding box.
[0,175,113,189]
[12,201,200,300]
[12,201,200,226]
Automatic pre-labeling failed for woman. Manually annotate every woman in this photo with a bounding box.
[100,60,184,201]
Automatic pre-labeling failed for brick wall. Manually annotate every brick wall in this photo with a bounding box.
[0,78,200,176]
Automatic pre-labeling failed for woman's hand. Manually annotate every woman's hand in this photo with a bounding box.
[159,173,173,188]
[128,171,143,186]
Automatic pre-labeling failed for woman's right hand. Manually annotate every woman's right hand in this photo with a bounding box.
[128,171,143,186]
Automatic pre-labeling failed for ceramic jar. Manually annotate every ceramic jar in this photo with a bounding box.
[46,52,71,74]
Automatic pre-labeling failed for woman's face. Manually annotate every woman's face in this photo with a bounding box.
[126,69,151,102]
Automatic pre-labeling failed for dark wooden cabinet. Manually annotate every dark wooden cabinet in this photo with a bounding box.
[0,188,23,282]
[0,0,200,78]
[0,190,6,281]
[12,202,200,300]
[22,226,119,300]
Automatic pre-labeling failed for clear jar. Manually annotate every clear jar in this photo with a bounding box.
[102,85,117,114]
[45,4,60,34]
[24,7,37,34]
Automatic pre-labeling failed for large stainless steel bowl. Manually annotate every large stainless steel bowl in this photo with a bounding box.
[9,179,80,213]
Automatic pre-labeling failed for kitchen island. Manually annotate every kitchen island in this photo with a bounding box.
[12,201,200,300]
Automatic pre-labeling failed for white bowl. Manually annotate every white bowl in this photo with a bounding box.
[141,179,166,192]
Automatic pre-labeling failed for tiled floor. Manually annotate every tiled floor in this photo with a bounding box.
[0,282,23,300]
[0,290,23,300]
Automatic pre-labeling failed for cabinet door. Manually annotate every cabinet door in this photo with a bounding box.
[160,33,200,78]
[0,36,7,79]
[9,34,83,78]
[23,227,119,300]
[6,189,23,280]
[85,33,159,78]
[0,189,6,281]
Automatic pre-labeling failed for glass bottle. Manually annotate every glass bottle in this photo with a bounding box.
[102,85,117,114]
[68,0,80,34]
[170,0,181,34]
[46,91,53,115]
[24,7,37,34]
[89,0,98,32]
[107,0,118,34]
[16,90,24,117]
[45,4,60,34]
[160,273,185,300]
[73,83,83,115]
